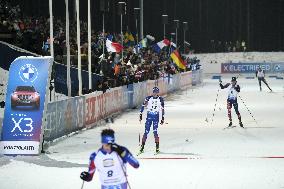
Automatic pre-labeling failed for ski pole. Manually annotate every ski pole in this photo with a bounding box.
[115,153,132,189]
[238,94,258,126]
[211,88,220,126]
[81,181,85,189]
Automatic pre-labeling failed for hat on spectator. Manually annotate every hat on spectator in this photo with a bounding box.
[127,61,132,66]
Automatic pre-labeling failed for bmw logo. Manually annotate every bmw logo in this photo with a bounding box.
[19,64,38,82]
[274,64,281,71]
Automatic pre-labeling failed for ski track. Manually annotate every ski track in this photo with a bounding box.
[0,76,284,189]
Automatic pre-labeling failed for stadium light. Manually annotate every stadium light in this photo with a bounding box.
[100,0,110,58]
[118,2,126,60]
[162,15,168,39]
[183,21,188,54]
[173,19,179,48]
[134,8,140,44]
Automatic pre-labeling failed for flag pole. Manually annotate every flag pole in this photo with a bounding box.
[139,0,143,40]
[65,0,71,97]
[88,0,92,90]
[49,0,54,58]
[76,0,82,96]
[102,12,105,58]
[121,13,123,60]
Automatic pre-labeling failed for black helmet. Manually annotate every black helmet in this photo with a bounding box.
[231,77,237,82]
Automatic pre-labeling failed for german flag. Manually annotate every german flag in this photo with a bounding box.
[170,50,186,70]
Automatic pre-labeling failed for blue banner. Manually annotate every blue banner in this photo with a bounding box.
[54,63,103,96]
[221,62,284,73]
[0,57,53,155]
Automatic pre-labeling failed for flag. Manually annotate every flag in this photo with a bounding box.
[163,73,173,84]
[169,41,177,53]
[133,38,148,54]
[153,39,170,53]
[133,43,142,54]
[128,33,135,42]
[124,32,129,43]
[171,42,177,49]
[170,50,186,70]
[140,38,147,48]
[106,39,123,53]
[124,32,135,46]
[106,34,114,41]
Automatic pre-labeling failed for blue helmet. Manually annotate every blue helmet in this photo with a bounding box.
[153,87,159,94]
[101,135,115,144]
[101,129,115,144]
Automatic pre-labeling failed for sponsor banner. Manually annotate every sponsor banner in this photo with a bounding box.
[157,78,168,96]
[85,92,102,127]
[85,87,128,127]
[173,74,181,91]
[168,74,180,92]
[127,84,134,108]
[146,80,156,96]
[271,63,284,72]
[133,82,147,107]
[44,96,85,141]
[192,70,202,85]
[180,71,192,88]
[1,57,53,155]
[221,62,284,73]
[0,141,39,155]
[161,74,175,92]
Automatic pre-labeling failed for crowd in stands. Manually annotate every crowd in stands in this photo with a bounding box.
[210,40,247,53]
[0,1,201,96]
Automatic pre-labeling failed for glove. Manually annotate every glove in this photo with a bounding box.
[111,143,127,158]
[160,116,164,125]
[234,85,240,92]
[219,79,223,88]
[80,171,92,182]
[139,113,142,122]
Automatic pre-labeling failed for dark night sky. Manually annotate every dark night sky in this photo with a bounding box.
[10,0,284,52]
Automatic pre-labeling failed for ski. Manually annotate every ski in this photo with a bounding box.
[223,125,236,130]
[154,151,160,155]
[223,125,246,129]
[136,151,144,156]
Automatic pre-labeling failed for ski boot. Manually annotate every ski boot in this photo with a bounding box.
[239,121,244,128]
[228,121,233,127]
[139,144,145,153]
[155,142,160,154]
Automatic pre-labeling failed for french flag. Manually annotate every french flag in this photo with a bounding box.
[169,41,177,53]
[106,39,123,53]
[153,39,170,53]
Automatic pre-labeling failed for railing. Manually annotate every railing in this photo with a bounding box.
[43,70,203,142]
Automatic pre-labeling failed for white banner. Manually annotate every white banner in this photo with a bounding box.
[0,141,40,155]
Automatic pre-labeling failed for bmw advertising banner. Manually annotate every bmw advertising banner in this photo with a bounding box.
[0,56,53,155]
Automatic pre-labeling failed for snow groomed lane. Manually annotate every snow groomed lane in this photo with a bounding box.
[0,75,284,189]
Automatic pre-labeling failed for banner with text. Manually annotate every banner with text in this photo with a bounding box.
[221,62,284,73]
[1,57,53,155]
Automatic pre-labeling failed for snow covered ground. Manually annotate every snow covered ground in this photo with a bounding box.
[0,74,284,189]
